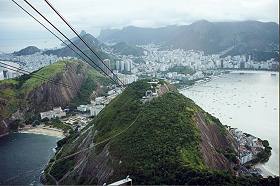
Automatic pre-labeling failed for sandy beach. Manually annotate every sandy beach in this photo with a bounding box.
[18,125,65,138]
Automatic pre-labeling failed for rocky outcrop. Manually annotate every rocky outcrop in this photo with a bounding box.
[0,60,108,136]
[25,62,85,113]
[195,112,237,170]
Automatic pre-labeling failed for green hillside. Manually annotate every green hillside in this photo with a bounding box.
[111,42,145,56]
[43,80,279,185]
[0,60,109,125]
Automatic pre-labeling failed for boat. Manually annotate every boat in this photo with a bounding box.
[271,73,276,76]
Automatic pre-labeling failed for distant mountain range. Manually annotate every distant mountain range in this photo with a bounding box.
[12,21,279,61]
[99,20,279,59]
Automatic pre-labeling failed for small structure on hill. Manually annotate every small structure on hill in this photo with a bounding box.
[40,107,66,120]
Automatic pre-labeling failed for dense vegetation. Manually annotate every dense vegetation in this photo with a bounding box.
[249,140,272,165]
[44,118,72,133]
[13,46,40,56]
[69,67,110,107]
[167,65,195,75]
[45,80,279,185]
[111,42,144,56]
[21,61,66,94]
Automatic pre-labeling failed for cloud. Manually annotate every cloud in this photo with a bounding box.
[0,0,278,52]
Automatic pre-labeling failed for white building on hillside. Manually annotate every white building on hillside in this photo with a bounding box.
[40,107,66,120]
[89,105,105,116]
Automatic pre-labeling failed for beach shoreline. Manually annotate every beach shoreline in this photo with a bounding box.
[18,125,65,138]
[255,164,278,178]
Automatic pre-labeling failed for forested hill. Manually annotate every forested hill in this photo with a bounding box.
[0,60,110,135]
[42,80,278,185]
[13,46,40,56]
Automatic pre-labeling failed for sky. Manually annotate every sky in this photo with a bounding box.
[0,0,279,53]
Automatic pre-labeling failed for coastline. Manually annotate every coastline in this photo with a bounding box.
[255,164,277,178]
[18,125,65,138]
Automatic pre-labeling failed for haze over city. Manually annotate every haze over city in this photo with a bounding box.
[0,0,279,52]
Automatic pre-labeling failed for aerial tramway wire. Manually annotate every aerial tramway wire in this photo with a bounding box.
[45,113,140,185]
[10,0,120,90]
[43,0,125,87]
[19,0,123,87]
[11,0,102,77]
[9,0,131,184]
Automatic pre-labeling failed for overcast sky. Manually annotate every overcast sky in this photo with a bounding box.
[0,0,279,52]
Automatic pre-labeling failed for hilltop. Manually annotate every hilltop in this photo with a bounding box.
[111,42,145,56]
[42,80,278,185]
[13,46,40,56]
[0,60,110,135]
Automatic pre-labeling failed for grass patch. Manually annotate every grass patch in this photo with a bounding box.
[21,61,66,94]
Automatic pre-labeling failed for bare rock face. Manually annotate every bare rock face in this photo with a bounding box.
[59,144,114,185]
[195,112,232,170]
[25,62,85,113]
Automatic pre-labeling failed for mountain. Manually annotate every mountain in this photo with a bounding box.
[43,33,99,57]
[0,60,110,135]
[43,32,113,63]
[99,20,279,60]
[111,42,145,56]
[41,80,278,185]
[13,46,40,56]
[99,25,179,45]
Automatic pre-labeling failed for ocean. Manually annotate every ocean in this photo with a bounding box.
[180,70,279,175]
[0,133,59,185]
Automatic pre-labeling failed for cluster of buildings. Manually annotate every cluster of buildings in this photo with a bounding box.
[61,114,92,131]
[229,128,265,164]
[114,72,138,85]
[40,107,66,120]
[0,52,75,80]
[0,52,59,72]
[106,44,278,84]
[77,87,122,116]
[165,71,205,82]
[220,55,278,70]
[141,81,161,103]
[0,61,21,80]
[115,59,133,73]
[39,86,123,131]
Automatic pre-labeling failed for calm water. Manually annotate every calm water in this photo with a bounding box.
[180,71,279,176]
[0,133,58,185]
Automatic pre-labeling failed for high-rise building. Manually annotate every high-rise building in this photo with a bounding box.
[240,61,245,69]
[120,61,125,72]
[103,59,111,76]
[116,61,120,71]
[124,60,132,72]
